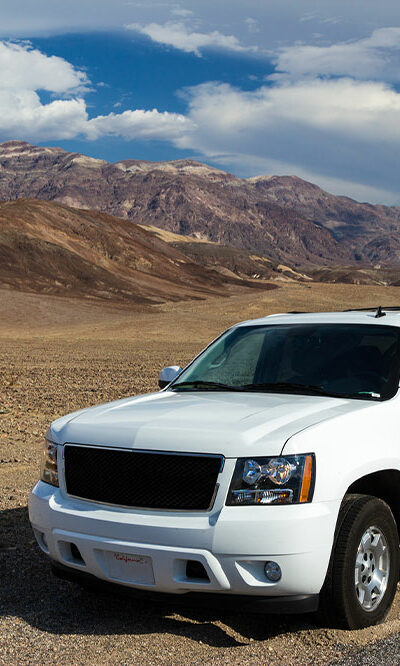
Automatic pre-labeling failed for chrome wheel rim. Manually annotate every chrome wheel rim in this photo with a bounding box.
[355,525,390,612]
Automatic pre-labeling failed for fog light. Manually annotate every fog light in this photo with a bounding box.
[264,561,281,582]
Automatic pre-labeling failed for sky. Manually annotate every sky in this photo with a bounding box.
[1,1,400,203]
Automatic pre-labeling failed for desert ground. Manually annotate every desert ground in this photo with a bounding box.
[3,281,400,665]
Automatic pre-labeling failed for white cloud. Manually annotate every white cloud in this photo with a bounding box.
[1,0,400,73]
[0,0,398,47]
[172,78,400,202]
[0,41,191,143]
[0,42,89,140]
[272,27,400,82]
[171,8,193,17]
[126,20,258,56]
[86,108,194,140]
[0,41,88,92]
[0,89,88,140]
[181,78,400,147]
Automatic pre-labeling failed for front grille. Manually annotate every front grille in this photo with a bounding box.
[64,445,223,511]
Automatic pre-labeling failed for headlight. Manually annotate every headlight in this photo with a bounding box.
[40,439,59,487]
[226,454,315,505]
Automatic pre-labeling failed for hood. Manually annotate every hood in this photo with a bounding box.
[50,390,373,458]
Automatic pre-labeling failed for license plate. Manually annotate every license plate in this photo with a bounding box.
[105,551,155,584]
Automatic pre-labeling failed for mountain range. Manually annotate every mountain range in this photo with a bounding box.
[2,140,400,269]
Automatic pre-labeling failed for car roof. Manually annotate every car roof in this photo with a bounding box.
[236,308,400,329]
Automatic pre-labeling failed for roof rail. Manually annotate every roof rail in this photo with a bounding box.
[281,307,400,316]
[344,306,400,312]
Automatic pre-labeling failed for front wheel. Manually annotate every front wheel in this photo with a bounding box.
[321,494,399,629]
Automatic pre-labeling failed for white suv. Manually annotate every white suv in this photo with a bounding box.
[29,308,400,629]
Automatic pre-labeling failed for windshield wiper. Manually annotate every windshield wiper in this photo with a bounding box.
[238,382,353,398]
[171,380,241,392]
[171,380,378,400]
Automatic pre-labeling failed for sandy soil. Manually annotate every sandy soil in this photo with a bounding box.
[2,282,400,665]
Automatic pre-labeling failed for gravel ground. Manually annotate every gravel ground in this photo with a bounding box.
[3,284,400,664]
[334,633,400,665]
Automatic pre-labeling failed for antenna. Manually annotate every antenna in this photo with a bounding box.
[375,306,386,319]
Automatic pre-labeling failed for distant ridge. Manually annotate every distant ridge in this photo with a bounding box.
[1,141,400,267]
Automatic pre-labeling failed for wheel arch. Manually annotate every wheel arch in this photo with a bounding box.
[345,469,400,538]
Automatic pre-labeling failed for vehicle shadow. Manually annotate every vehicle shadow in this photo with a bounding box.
[0,506,319,648]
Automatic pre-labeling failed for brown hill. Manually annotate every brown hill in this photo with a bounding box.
[141,225,311,283]
[143,224,400,287]
[306,266,400,287]
[0,199,274,305]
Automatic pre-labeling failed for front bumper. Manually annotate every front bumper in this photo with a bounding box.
[29,480,340,607]
[51,560,319,614]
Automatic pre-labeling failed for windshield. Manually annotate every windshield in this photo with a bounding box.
[171,323,400,400]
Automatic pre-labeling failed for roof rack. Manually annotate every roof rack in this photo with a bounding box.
[344,306,400,312]
[285,307,400,316]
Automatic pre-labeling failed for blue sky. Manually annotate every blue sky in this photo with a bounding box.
[31,31,273,163]
[0,1,400,203]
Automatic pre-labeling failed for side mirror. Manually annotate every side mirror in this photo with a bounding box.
[158,365,182,389]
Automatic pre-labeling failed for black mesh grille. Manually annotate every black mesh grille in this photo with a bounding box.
[64,446,223,511]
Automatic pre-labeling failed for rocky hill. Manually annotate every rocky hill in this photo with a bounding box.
[0,141,374,268]
[0,199,274,304]
[1,141,400,268]
[249,175,400,263]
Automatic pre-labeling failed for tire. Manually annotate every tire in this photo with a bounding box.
[321,494,400,629]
